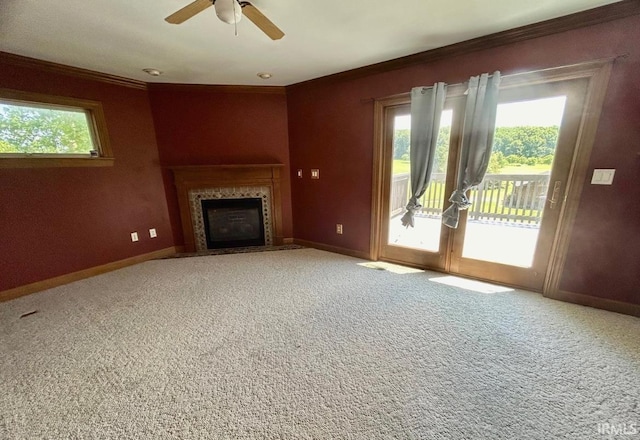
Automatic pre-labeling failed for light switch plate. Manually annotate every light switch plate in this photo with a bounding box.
[131,232,139,242]
[591,169,615,185]
[311,169,320,179]
[149,228,157,238]
[297,169,303,178]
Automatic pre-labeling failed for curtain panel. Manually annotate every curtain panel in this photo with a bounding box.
[442,71,501,229]
[400,83,447,228]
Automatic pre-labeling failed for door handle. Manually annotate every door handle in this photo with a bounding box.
[548,180,562,209]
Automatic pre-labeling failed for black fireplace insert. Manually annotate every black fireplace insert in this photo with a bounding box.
[201,198,265,249]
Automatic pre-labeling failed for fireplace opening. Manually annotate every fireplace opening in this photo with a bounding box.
[201,198,265,249]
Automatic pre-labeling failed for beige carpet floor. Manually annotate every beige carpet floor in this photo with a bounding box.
[1,248,638,439]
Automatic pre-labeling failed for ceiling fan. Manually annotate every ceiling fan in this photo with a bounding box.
[165,0,284,40]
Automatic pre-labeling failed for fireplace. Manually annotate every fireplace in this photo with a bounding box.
[170,164,284,252]
[201,198,265,249]
[189,186,273,251]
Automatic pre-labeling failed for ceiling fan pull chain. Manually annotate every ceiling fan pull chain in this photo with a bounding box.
[233,0,238,36]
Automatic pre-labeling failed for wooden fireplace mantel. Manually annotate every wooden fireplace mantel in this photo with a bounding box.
[170,164,284,252]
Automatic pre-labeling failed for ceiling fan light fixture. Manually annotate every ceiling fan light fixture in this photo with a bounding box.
[214,0,242,24]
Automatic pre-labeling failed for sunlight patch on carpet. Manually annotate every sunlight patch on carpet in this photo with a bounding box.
[358,261,424,274]
[429,275,514,293]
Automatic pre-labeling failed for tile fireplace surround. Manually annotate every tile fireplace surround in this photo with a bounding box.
[170,164,284,253]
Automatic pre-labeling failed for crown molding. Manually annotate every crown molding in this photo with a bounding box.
[0,52,148,90]
[0,52,285,94]
[287,0,640,91]
[147,83,286,95]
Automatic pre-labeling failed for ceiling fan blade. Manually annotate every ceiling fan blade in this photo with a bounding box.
[165,0,213,24]
[240,2,285,40]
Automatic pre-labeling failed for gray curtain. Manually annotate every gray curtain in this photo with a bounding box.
[400,83,447,228]
[442,71,501,229]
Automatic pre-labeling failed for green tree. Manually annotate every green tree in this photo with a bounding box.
[398,124,559,174]
[488,151,506,174]
[0,105,93,154]
[394,126,451,172]
[506,154,526,165]
[0,139,14,153]
[492,126,560,158]
[540,154,554,165]
[393,129,410,160]
[434,125,451,173]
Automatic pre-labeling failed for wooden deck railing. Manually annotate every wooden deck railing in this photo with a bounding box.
[390,173,550,225]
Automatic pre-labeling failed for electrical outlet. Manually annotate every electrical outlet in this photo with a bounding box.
[131,232,139,242]
[297,169,303,178]
[149,228,157,238]
[336,224,343,234]
[311,169,320,179]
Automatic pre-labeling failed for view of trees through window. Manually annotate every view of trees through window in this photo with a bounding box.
[392,125,559,174]
[393,96,566,176]
[0,103,95,155]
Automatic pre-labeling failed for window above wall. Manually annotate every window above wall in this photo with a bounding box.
[0,88,113,168]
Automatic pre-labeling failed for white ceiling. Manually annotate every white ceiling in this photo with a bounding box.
[0,0,622,86]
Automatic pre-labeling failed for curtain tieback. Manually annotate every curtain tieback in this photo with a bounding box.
[400,197,422,228]
[448,190,472,210]
[405,197,423,212]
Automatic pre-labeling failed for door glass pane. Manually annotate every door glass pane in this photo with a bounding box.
[387,110,452,252]
[461,96,566,267]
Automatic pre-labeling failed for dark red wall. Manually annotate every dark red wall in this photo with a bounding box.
[287,16,640,305]
[148,87,292,244]
[0,62,173,292]
[3,13,638,308]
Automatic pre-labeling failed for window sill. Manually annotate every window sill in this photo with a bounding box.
[0,156,115,168]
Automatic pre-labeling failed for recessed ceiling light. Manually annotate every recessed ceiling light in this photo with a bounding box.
[142,68,162,77]
[257,72,272,80]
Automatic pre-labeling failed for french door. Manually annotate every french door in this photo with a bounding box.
[377,96,463,271]
[374,68,599,292]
